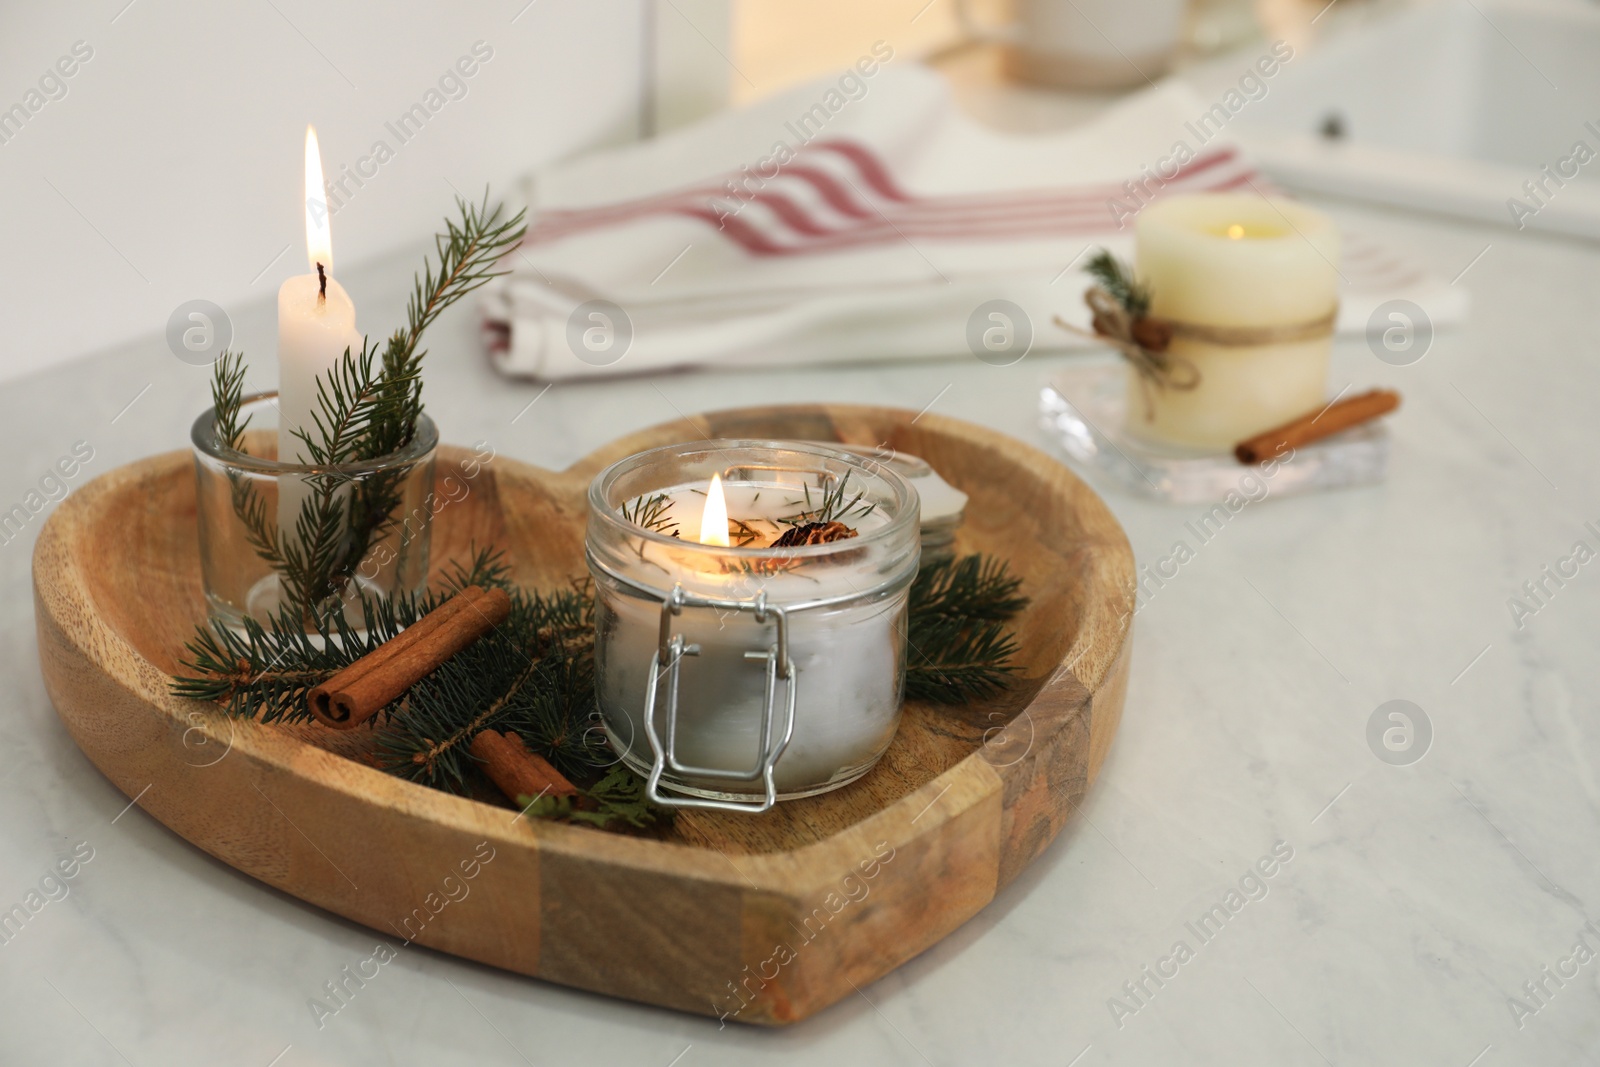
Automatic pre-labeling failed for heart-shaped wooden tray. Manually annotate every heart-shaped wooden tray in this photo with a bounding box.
[34,404,1132,1025]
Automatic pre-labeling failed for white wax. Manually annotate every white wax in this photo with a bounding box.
[276,274,362,541]
[1132,194,1340,450]
[597,480,907,798]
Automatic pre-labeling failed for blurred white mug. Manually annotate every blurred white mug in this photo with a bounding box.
[955,0,1191,89]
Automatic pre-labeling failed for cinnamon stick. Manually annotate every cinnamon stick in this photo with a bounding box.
[470,729,579,803]
[307,585,511,729]
[1234,388,1400,465]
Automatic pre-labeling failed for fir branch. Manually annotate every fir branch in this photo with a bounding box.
[398,193,528,368]
[359,191,527,467]
[211,350,250,450]
[171,546,516,723]
[290,339,394,466]
[171,587,425,723]
[230,472,285,574]
[1085,248,1152,319]
[207,349,286,573]
[904,555,1028,704]
[910,553,1027,622]
[397,645,546,791]
[371,583,597,791]
[438,546,514,593]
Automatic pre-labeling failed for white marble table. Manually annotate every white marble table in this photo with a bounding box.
[5,127,1600,1067]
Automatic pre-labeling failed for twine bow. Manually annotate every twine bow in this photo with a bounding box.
[1055,286,1200,419]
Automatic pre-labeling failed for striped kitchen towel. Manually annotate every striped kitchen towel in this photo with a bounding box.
[483,65,1464,379]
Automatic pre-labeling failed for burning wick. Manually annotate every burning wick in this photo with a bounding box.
[316,261,327,300]
[698,474,731,546]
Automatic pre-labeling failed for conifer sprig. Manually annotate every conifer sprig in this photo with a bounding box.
[905,555,1028,703]
[1085,248,1152,319]
[211,350,251,450]
[372,580,599,791]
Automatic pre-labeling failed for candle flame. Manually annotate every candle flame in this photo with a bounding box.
[697,474,730,546]
[1226,224,1245,240]
[304,125,333,274]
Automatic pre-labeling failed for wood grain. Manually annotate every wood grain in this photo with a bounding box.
[33,404,1134,1025]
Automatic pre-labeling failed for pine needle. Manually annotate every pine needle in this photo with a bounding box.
[620,492,680,538]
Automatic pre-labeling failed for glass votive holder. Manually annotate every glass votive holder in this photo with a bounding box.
[190,391,439,630]
[586,440,921,813]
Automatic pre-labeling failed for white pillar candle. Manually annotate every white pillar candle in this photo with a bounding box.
[1132,193,1340,451]
[277,125,362,540]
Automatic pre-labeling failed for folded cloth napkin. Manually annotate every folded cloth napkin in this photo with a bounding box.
[483,65,1465,380]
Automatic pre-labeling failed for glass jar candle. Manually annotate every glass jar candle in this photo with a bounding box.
[586,441,921,813]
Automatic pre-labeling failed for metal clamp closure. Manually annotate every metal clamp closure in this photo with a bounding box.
[641,584,797,813]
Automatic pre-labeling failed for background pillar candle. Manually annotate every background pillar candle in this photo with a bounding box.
[1132,193,1340,451]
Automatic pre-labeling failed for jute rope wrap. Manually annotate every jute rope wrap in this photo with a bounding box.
[1169,307,1338,346]
[1056,286,1339,418]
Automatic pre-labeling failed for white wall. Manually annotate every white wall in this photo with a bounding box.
[0,0,671,383]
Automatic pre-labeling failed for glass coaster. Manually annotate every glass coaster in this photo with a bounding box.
[1039,361,1390,504]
